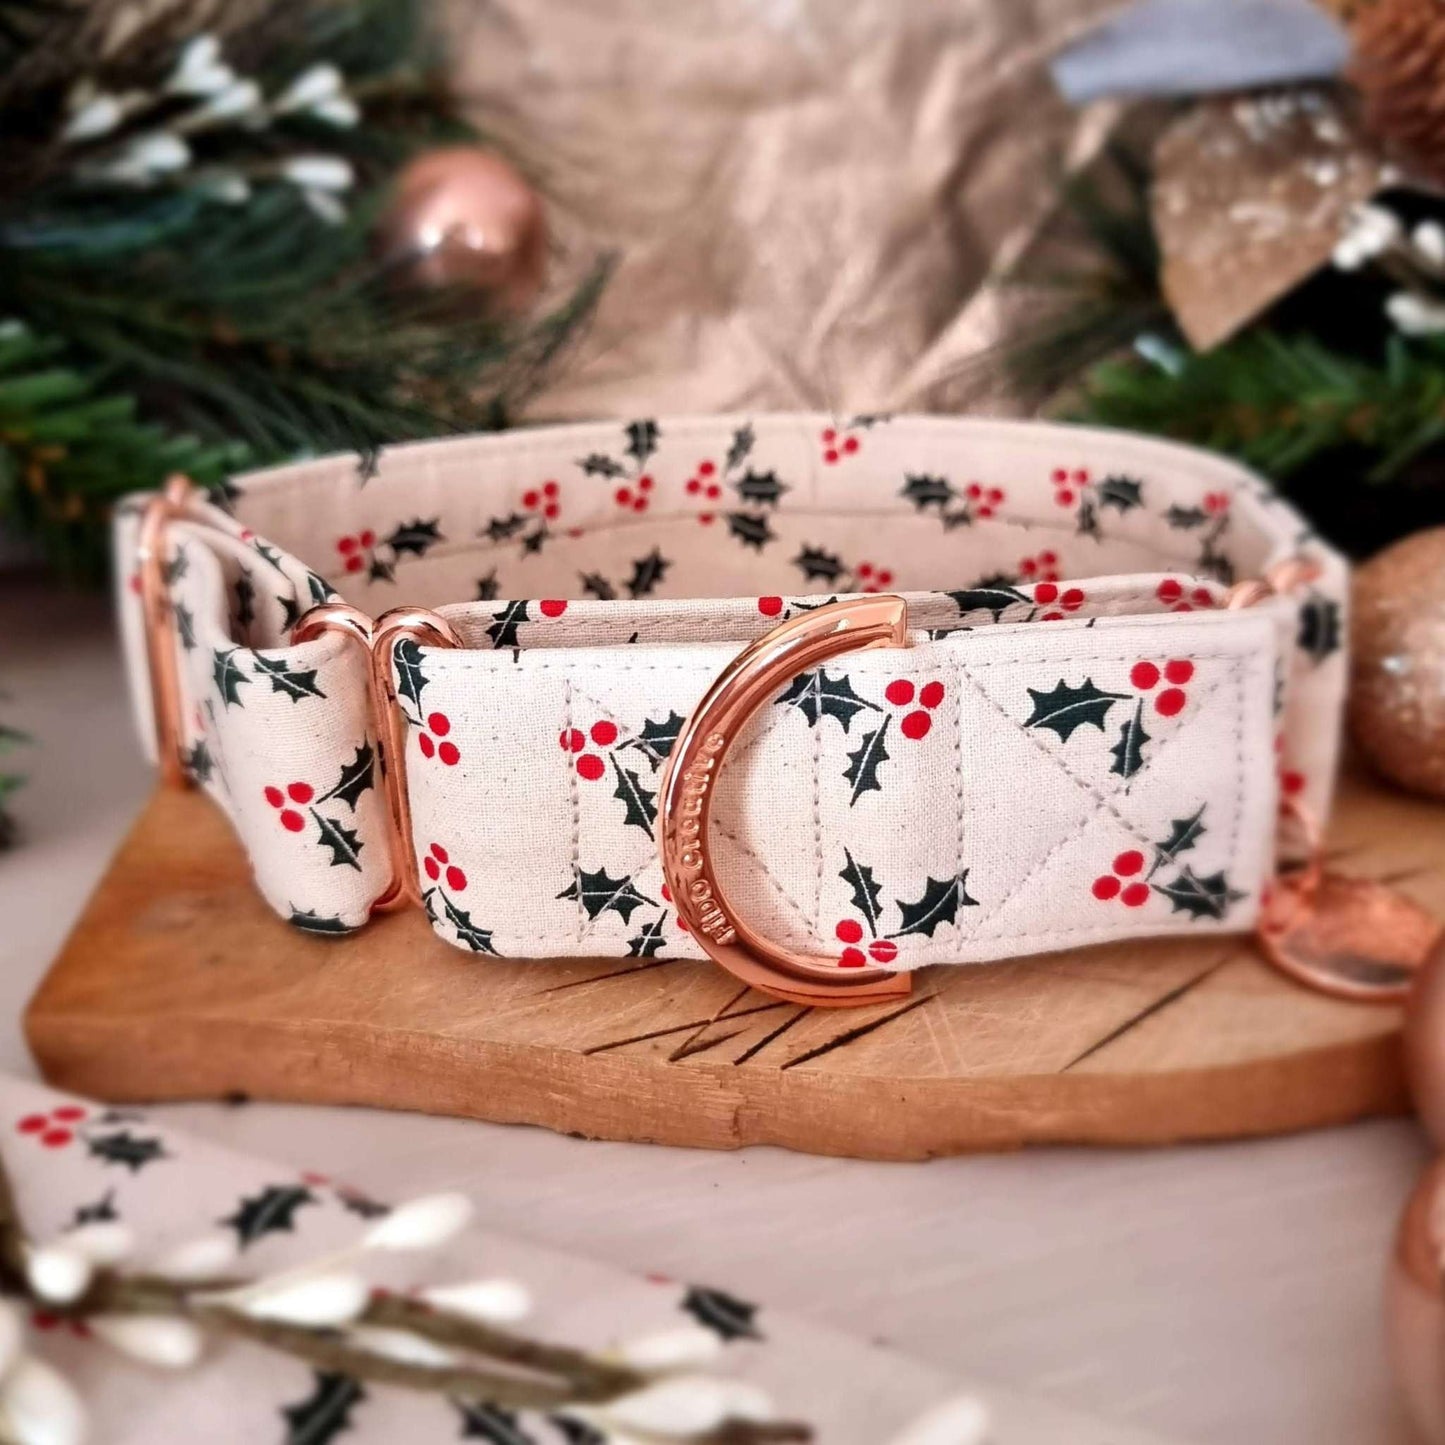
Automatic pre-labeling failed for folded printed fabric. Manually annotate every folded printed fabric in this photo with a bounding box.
[113,414,1346,968]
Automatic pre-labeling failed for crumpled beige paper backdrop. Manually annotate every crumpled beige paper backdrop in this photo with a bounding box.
[444,0,1129,420]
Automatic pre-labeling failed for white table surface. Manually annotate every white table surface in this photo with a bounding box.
[0,571,1431,1445]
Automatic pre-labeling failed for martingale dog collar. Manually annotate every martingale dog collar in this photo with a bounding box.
[115,414,1348,1006]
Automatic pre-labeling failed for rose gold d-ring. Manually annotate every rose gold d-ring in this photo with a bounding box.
[658,596,915,1008]
[137,474,202,787]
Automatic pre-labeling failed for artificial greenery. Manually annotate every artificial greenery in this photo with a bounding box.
[0,0,602,579]
[0,720,25,851]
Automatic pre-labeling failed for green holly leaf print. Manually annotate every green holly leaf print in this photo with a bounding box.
[426,890,498,954]
[578,451,628,478]
[87,1130,167,1171]
[839,848,884,936]
[627,916,668,958]
[287,907,353,936]
[579,571,616,601]
[485,600,530,649]
[454,1402,534,1442]
[368,554,397,584]
[624,711,685,768]
[393,636,429,708]
[224,1184,316,1245]
[1097,474,1144,512]
[625,418,660,466]
[212,647,250,707]
[234,571,255,633]
[306,571,334,607]
[174,601,196,652]
[161,548,188,585]
[627,547,671,597]
[1109,699,1151,779]
[610,756,658,834]
[682,1285,761,1341]
[254,655,326,702]
[900,473,955,510]
[1154,805,1205,867]
[253,539,287,574]
[735,469,787,506]
[183,739,213,784]
[1153,867,1244,920]
[484,513,529,542]
[726,423,755,473]
[1076,496,1100,539]
[842,715,891,805]
[278,592,302,634]
[386,518,443,556]
[1165,504,1209,530]
[726,512,775,551]
[311,811,363,871]
[1023,678,1128,742]
[558,867,657,925]
[775,668,880,731]
[948,583,1030,621]
[793,545,846,584]
[892,871,979,939]
[1298,595,1341,663]
[282,1372,364,1445]
[318,743,374,810]
[475,571,500,602]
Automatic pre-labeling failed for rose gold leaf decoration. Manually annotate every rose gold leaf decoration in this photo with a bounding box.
[1152,88,1393,350]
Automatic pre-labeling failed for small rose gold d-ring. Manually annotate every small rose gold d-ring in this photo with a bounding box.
[658,596,915,1008]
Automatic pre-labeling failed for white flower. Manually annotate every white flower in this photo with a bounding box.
[60,94,124,143]
[88,1316,202,1370]
[566,1376,775,1437]
[183,79,261,127]
[0,1355,87,1445]
[281,155,354,192]
[609,1326,723,1373]
[1414,221,1445,269]
[419,1278,532,1325]
[97,131,190,185]
[166,35,234,97]
[883,1394,991,1445]
[216,1270,369,1327]
[348,1326,457,1368]
[1386,291,1445,336]
[26,1246,92,1305]
[272,64,344,113]
[1332,203,1402,271]
[361,1194,472,1252]
[148,1231,239,1282]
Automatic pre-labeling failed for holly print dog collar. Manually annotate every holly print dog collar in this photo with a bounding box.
[116,415,1346,1003]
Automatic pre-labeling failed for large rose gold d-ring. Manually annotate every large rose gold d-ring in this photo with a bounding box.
[658,596,915,1008]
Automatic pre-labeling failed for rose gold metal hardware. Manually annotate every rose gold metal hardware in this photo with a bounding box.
[658,595,915,1008]
[137,474,203,788]
[1225,556,1323,610]
[292,602,461,913]
[1256,795,1441,1003]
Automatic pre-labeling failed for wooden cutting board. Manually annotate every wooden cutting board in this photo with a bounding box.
[24,767,1440,1159]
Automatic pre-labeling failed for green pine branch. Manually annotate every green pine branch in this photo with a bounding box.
[0,719,27,851]
[1069,330,1445,483]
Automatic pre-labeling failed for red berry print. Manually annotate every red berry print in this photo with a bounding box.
[1129,657,1192,717]
[576,754,605,782]
[758,596,784,617]
[1164,659,1194,685]
[1281,768,1306,797]
[843,436,859,455]
[1204,490,1231,515]
[1156,578,1183,605]
[885,680,915,706]
[539,599,568,618]
[868,939,898,964]
[16,1105,87,1149]
[1130,661,1160,690]
[1092,848,1154,909]
[821,422,863,463]
[1155,688,1186,718]
[417,712,461,766]
[1035,582,1058,604]
[591,720,618,746]
[559,728,584,752]
[885,676,944,741]
[264,781,312,831]
[835,919,864,944]
[1019,550,1060,582]
[423,842,467,893]
[839,947,866,967]
[525,482,563,524]
[1052,465,1089,509]
[919,681,945,709]
[699,461,715,477]
[901,710,932,740]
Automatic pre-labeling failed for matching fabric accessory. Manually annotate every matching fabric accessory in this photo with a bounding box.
[113,414,1347,996]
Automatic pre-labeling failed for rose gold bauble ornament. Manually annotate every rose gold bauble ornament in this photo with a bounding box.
[378,147,547,311]
[1351,528,1445,800]
[1386,1157,1445,1444]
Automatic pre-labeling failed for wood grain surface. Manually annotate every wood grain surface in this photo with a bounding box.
[24,767,1441,1159]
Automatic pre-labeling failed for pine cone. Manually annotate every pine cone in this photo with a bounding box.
[1349,0,1445,182]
